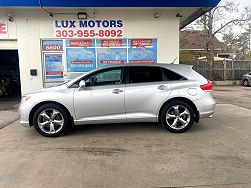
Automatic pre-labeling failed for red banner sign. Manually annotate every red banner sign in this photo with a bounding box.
[0,21,8,38]
[71,60,92,64]
[101,39,123,47]
[131,39,153,47]
[69,39,93,47]
[130,60,155,64]
[46,71,63,75]
[101,60,124,64]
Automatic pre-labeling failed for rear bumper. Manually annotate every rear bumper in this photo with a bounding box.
[194,93,216,119]
[200,110,215,119]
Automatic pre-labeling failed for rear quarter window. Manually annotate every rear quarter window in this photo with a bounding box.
[162,68,186,81]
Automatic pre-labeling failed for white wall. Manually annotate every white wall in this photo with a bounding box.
[0,8,180,94]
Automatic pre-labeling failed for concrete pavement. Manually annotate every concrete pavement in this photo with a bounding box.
[0,104,251,187]
[0,100,19,111]
[0,99,19,128]
[213,86,251,110]
[0,86,251,187]
[0,110,19,129]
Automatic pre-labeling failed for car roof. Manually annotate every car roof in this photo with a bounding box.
[102,63,190,67]
[101,63,193,76]
[96,63,193,70]
[66,63,194,87]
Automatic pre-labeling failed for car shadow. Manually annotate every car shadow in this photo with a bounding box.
[24,122,206,138]
[68,122,165,136]
[67,122,206,136]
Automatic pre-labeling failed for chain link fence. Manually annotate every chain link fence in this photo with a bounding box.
[193,60,251,81]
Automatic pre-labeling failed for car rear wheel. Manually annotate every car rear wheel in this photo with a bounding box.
[160,100,194,133]
[33,103,71,137]
[243,79,249,87]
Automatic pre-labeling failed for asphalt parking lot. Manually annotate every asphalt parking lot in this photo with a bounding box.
[213,86,251,110]
[0,86,251,187]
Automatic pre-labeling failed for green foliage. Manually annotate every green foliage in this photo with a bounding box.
[179,50,194,65]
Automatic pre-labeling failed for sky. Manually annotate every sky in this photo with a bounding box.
[219,0,250,10]
[216,0,251,46]
[185,0,251,40]
[216,0,251,40]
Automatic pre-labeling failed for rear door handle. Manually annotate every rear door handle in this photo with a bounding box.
[158,85,169,91]
[112,89,123,94]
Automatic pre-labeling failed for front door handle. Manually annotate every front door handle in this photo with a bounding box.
[158,85,169,91]
[112,89,123,94]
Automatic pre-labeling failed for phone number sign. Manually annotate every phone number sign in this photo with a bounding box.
[54,20,124,38]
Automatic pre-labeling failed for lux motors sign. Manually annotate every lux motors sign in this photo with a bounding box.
[53,20,124,38]
[0,21,8,38]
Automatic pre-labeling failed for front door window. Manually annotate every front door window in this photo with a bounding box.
[85,68,123,87]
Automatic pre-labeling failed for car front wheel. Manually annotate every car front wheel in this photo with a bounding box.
[33,103,71,137]
[160,100,194,133]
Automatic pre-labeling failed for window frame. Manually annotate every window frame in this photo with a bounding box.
[161,67,187,81]
[69,66,126,88]
[126,66,166,84]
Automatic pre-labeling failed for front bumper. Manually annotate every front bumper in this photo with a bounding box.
[20,120,30,127]
[19,102,31,127]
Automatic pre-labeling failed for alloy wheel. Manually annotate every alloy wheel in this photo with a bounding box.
[37,108,64,134]
[166,105,191,130]
[244,80,248,86]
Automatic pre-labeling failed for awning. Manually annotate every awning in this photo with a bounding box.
[0,0,221,29]
[0,0,221,8]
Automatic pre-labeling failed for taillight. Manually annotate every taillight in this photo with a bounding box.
[200,80,213,91]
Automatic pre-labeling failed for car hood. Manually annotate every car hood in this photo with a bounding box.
[24,83,68,96]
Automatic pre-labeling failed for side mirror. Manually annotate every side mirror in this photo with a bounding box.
[79,80,86,88]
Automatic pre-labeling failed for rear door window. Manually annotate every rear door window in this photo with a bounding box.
[128,66,164,84]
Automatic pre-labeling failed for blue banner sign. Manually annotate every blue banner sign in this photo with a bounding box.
[44,54,63,79]
[128,39,157,64]
[66,48,96,72]
[97,48,127,67]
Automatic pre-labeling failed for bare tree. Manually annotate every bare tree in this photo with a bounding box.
[223,23,251,60]
[189,1,251,79]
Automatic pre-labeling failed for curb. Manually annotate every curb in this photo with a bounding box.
[0,118,19,129]
[0,111,19,129]
[212,80,242,86]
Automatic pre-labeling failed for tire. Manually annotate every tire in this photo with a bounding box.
[160,100,195,133]
[33,103,71,137]
[243,79,249,87]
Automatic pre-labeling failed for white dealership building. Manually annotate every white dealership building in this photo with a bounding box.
[0,0,220,97]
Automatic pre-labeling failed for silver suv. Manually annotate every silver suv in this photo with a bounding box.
[243,72,251,87]
[19,64,216,137]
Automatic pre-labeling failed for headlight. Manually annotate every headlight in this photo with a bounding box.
[21,95,31,103]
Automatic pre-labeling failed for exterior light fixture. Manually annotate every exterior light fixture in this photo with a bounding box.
[8,13,14,22]
[154,13,160,19]
[78,12,88,19]
[176,13,183,18]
